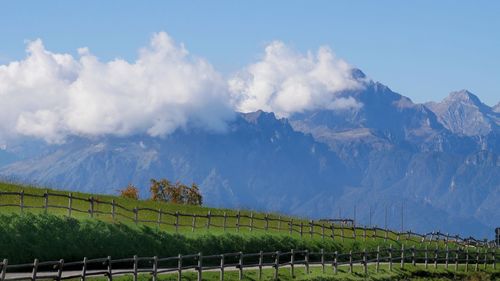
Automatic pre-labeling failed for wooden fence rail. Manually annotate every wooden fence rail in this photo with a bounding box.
[0,190,495,249]
[0,246,498,281]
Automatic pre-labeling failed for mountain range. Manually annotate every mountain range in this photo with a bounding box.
[0,70,498,239]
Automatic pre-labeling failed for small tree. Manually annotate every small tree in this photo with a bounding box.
[150,178,203,206]
[186,183,203,206]
[120,184,139,200]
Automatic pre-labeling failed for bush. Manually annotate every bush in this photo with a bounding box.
[119,184,139,200]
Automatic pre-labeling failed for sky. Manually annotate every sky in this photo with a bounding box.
[1,1,498,105]
[0,1,499,144]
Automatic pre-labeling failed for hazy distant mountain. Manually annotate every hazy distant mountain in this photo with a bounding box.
[493,102,500,113]
[1,73,498,239]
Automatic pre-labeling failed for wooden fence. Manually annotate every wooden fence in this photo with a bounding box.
[0,190,494,248]
[0,246,497,281]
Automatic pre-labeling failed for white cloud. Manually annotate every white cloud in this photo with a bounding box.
[0,34,365,144]
[229,41,363,117]
[0,32,234,143]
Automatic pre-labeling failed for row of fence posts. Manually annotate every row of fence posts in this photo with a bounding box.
[0,246,497,281]
[8,190,493,247]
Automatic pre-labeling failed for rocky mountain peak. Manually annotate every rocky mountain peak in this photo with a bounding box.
[493,102,500,113]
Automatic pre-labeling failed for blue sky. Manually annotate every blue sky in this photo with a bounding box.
[1,1,499,105]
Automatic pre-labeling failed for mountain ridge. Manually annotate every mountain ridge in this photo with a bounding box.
[0,77,498,239]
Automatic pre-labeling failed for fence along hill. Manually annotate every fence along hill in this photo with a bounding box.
[0,182,493,249]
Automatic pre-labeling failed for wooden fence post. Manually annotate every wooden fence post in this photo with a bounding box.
[133,255,138,281]
[107,256,112,281]
[20,190,24,214]
[333,251,338,274]
[289,219,293,235]
[389,244,393,271]
[206,211,211,231]
[349,250,353,273]
[445,246,449,269]
[309,220,313,238]
[300,222,303,238]
[265,214,269,231]
[376,246,380,273]
[424,245,428,269]
[81,257,87,281]
[412,246,416,266]
[236,211,241,233]
[56,259,64,281]
[219,254,225,281]
[68,193,72,217]
[44,190,48,213]
[197,252,202,281]
[305,249,310,275]
[363,249,367,275]
[192,215,196,232]
[277,216,281,232]
[1,259,8,281]
[290,249,295,278]
[32,259,38,281]
[89,197,94,218]
[321,223,325,241]
[465,248,469,272]
[434,247,438,269]
[258,251,263,281]
[401,244,405,269]
[238,252,243,280]
[157,209,162,229]
[274,251,280,281]
[175,211,180,233]
[111,200,115,221]
[249,212,254,232]
[134,208,138,225]
[152,256,158,281]
[475,248,479,271]
[321,248,325,274]
[223,212,227,232]
[177,254,183,281]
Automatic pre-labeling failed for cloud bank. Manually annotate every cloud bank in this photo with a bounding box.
[0,32,233,143]
[229,41,363,117]
[0,33,363,143]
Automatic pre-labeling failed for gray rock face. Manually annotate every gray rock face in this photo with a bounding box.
[0,76,498,239]
[426,90,500,137]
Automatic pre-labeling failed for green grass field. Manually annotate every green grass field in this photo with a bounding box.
[0,181,460,250]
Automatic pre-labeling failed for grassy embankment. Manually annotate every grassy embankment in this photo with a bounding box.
[0,182,487,265]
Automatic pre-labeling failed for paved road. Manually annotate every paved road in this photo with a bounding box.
[5,262,486,280]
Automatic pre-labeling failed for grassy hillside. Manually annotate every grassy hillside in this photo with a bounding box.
[0,181,421,244]
[0,181,482,264]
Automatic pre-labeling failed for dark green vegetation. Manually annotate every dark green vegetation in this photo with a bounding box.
[0,213,392,264]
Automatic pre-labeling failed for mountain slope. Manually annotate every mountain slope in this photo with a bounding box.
[0,76,498,239]
[426,90,500,137]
